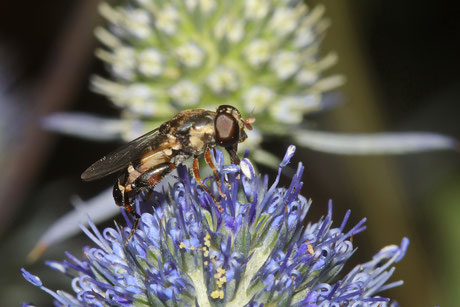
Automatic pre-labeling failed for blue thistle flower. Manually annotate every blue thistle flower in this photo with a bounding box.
[23,146,408,306]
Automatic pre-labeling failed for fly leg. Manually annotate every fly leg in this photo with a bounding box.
[204,148,227,198]
[123,204,141,246]
[113,172,141,245]
[122,162,176,244]
[193,156,224,212]
[113,163,176,245]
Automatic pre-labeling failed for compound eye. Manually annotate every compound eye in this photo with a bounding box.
[215,113,239,146]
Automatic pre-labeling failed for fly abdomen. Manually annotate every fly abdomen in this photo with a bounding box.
[113,171,128,207]
[134,163,176,189]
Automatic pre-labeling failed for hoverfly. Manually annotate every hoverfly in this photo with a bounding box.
[81,105,254,242]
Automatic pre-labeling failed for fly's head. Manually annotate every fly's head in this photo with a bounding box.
[214,105,255,149]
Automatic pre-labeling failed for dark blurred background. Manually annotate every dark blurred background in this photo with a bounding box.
[1,0,459,306]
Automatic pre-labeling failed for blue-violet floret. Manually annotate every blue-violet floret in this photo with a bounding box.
[23,146,408,306]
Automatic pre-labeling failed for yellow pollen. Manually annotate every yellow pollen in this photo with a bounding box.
[204,261,209,265]
[307,244,314,255]
[210,290,219,299]
[190,245,195,250]
[179,242,186,249]
[204,250,209,257]
[211,290,225,299]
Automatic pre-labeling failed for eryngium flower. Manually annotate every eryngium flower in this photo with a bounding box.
[23,146,409,306]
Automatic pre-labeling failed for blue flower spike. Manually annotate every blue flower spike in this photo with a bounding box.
[23,147,408,306]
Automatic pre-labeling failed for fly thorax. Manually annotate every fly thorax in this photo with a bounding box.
[188,123,215,153]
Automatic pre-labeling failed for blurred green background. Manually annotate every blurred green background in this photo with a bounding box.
[0,0,459,306]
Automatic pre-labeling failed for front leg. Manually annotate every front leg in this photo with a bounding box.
[193,156,224,212]
[204,148,227,198]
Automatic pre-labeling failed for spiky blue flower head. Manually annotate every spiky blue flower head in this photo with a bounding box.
[23,146,408,306]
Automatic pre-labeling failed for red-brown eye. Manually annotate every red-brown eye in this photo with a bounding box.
[215,113,239,146]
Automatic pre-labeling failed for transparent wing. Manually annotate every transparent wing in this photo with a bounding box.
[81,128,165,181]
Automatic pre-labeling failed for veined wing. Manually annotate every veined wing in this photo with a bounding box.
[81,128,167,181]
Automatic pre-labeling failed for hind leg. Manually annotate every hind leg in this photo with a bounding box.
[114,163,176,244]
[112,171,141,244]
[113,163,176,212]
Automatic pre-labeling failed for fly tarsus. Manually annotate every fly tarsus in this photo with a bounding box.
[204,148,227,198]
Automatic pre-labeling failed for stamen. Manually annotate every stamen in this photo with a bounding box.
[307,244,314,255]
